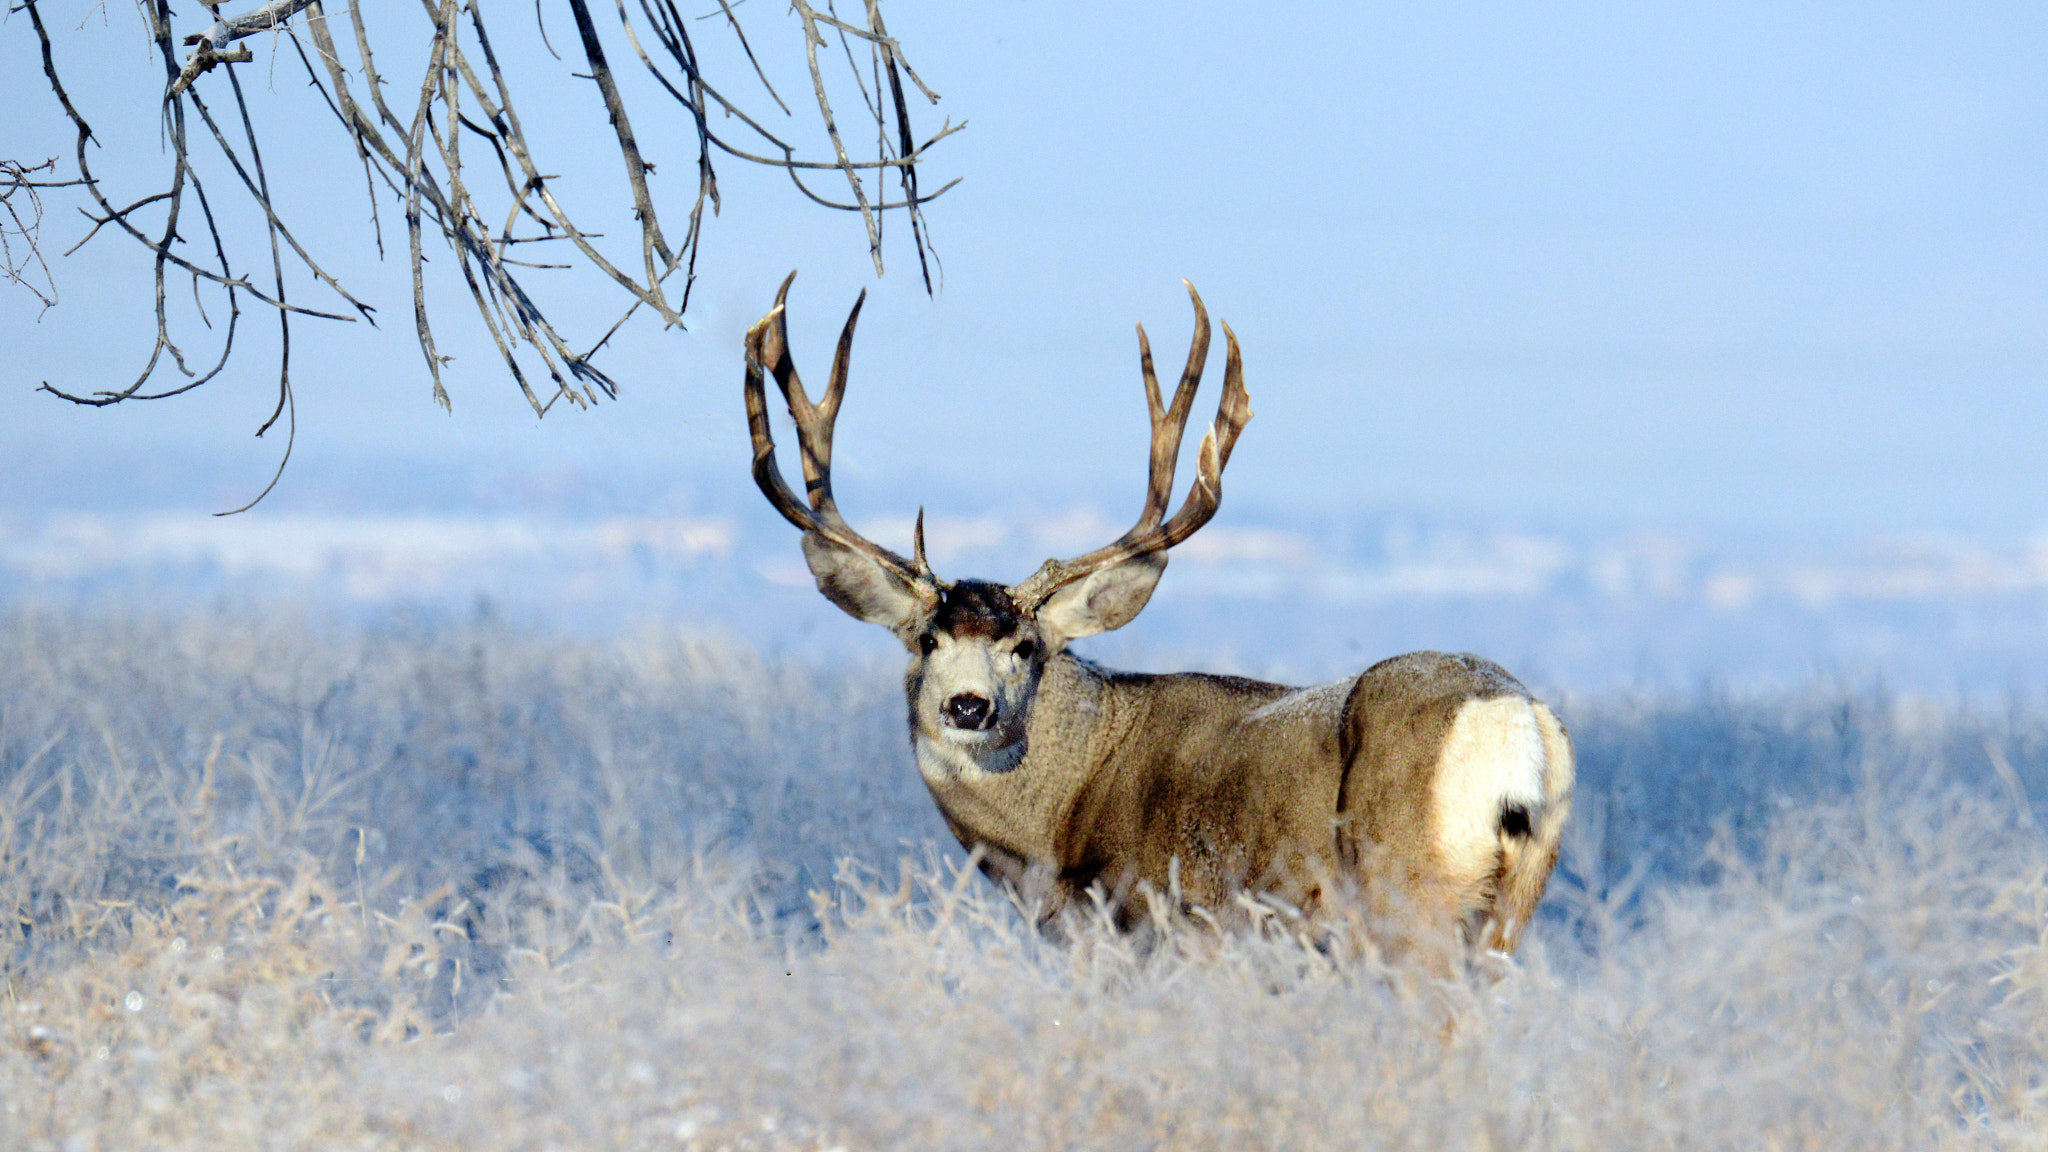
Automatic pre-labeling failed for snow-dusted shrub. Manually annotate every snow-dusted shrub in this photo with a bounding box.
[3,607,2046,1148]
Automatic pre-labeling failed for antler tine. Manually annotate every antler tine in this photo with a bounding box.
[1132,281,1211,535]
[1011,289,1251,610]
[744,275,928,588]
[744,308,821,534]
[765,269,807,416]
[764,283,828,504]
[824,288,867,428]
[1148,320,1251,549]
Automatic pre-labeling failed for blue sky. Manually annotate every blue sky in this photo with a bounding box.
[3,1,2045,536]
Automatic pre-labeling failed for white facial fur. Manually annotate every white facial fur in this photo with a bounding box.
[913,631,1043,746]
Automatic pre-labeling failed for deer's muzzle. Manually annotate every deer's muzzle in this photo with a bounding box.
[942,692,995,731]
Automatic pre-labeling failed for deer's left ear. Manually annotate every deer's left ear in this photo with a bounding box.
[1034,553,1168,642]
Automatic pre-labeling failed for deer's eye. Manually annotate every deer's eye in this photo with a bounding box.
[918,634,938,656]
[1013,640,1038,661]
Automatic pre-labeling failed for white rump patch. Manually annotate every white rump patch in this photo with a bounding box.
[1432,696,1547,882]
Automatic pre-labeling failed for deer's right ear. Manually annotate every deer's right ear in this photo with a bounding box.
[801,532,929,632]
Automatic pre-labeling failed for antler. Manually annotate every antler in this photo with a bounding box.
[744,271,941,594]
[1010,282,1253,610]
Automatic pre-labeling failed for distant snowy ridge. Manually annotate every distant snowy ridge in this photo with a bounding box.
[7,507,2048,691]
[3,512,733,599]
[7,508,2048,610]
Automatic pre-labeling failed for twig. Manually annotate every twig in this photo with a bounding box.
[1,158,75,310]
[566,0,673,297]
[790,0,882,273]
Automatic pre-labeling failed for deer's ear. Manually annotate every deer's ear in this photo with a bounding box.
[801,532,928,632]
[1035,553,1168,642]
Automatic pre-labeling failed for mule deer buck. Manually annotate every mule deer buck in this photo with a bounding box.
[744,274,1574,959]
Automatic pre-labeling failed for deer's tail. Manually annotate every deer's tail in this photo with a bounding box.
[1484,701,1575,955]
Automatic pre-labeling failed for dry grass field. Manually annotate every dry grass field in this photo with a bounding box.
[4,606,2048,1149]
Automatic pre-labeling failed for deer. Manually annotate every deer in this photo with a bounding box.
[743,273,1574,962]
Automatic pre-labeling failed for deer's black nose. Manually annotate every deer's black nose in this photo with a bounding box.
[942,692,994,730]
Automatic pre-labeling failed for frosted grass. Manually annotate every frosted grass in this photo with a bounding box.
[3,606,2047,1149]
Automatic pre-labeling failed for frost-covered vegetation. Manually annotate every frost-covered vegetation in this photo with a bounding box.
[4,606,2048,1149]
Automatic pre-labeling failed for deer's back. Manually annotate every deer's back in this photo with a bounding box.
[1057,669,1350,912]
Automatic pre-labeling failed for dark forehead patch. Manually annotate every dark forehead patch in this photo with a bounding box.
[934,579,1022,639]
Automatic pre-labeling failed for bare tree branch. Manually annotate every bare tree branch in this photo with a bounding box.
[1,158,78,313]
[16,0,960,511]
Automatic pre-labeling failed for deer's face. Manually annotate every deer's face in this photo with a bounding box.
[794,530,1174,765]
[744,276,1246,765]
[901,581,1054,753]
